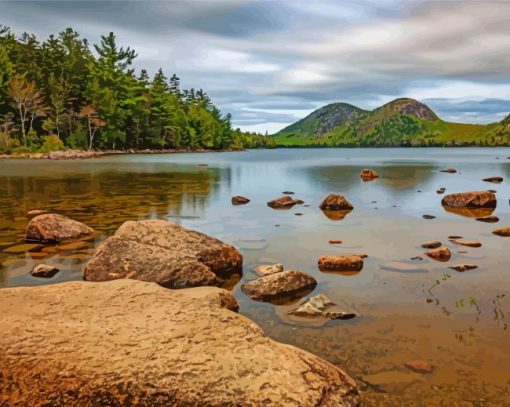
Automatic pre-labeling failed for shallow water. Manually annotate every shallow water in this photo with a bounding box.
[1,148,509,405]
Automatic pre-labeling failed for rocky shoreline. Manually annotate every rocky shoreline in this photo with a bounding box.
[0,148,242,160]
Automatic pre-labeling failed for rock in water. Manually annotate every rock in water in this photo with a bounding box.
[449,264,478,272]
[26,209,49,218]
[318,255,364,272]
[0,280,359,406]
[290,294,356,320]
[421,241,442,249]
[482,176,503,184]
[30,264,59,278]
[231,196,250,205]
[360,169,379,181]
[267,196,301,209]
[476,215,499,223]
[450,239,482,248]
[319,194,354,211]
[425,247,451,262]
[241,270,317,303]
[403,360,434,374]
[255,263,283,276]
[441,191,497,209]
[493,228,510,237]
[440,168,457,173]
[84,220,242,288]
[26,214,94,243]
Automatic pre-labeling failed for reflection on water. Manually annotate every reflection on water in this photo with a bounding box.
[1,148,509,404]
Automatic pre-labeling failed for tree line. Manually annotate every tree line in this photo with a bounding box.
[0,26,275,153]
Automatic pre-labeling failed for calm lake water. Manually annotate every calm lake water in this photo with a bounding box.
[1,148,509,405]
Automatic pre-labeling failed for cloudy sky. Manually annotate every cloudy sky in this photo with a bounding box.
[2,0,510,133]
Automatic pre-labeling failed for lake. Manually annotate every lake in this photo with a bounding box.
[1,148,509,405]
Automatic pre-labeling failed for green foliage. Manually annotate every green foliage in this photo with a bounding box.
[275,99,510,147]
[0,26,269,152]
[38,134,65,153]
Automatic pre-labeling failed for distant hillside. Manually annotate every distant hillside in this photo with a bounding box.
[274,98,509,147]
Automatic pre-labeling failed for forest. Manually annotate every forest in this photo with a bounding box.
[0,26,275,154]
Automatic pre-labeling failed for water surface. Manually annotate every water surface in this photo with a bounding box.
[1,148,509,405]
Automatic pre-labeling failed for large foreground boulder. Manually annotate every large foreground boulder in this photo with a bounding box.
[26,213,94,243]
[84,220,242,288]
[0,280,358,406]
[441,191,497,209]
[241,270,317,303]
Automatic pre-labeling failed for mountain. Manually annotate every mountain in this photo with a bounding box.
[274,98,509,147]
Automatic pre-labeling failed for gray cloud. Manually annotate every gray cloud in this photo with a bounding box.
[2,0,510,133]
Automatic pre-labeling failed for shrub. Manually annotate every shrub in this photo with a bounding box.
[39,134,65,153]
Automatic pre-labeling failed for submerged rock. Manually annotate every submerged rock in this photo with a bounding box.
[380,262,428,273]
[425,247,451,262]
[318,255,364,272]
[422,214,436,220]
[482,176,503,184]
[319,194,354,211]
[360,169,379,181]
[449,264,478,272]
[441,191,497,209]
[440,168,457,173]
[420,241,442,249]
[450,239,482,248]
[255,263,283,276]
[403,360,434,374]
[231,195,250,205]
[0,279,359,406]
[26,209,49,218]
[84,220,242,288]
[267,196,301,209]
[476,215,499,223]
[493,227,510,237]
[26,214,94,243]
[30,264,59,278]
[289,294,356,320]
[436,187,446,194]
[241,270,317,303]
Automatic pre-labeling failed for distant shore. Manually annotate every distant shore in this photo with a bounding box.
[0,148,244,160]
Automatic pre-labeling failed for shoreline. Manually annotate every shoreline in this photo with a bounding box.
[0,148,245,160]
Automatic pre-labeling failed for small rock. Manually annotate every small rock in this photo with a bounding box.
[318,255,363,272]
[436,188,446,194]
[241,270,317,303]
[289,294,355,320]
[295,213,303,216]
[448,235,463,239]
[267,196,300,209]
[255,263,283,276]
[282,191,294,195]
[440,168,457,173]
[449,264,478,272]
[319,194,353,211]
[26,209,49,218]
[360,169,379,181]
[329,240,343,244]
[493,228,510,237]
[425,247,451,262]
[30,264,59,278]
[482,176,503,184]
[476,215,499,223]
[450,239,481,248]
[421,241,441,249]
[441,191,497,209]
[422,214,436,220]
[410,256,423,261]
[231,196,250,205]
[403,360,434,374]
